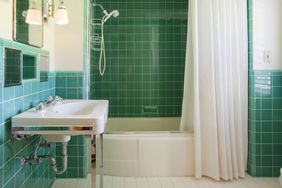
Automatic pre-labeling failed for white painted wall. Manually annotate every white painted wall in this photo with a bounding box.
[0,0,13,39]
[253,0,282,70]
[43,19,55,70]
[53,0,84,71]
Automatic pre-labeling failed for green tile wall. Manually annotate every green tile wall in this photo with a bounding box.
[90,0,188,117]
[55,137,88,179]
[23,54,37,80]
[247,0,282,177]
[55,71,89,178]
[55,72,84,99]
[4,48,22,87]
[0,39,56,188]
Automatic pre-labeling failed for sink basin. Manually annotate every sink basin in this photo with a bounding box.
[12,100,109,138]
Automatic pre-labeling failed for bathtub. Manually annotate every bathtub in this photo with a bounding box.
[96,118,195,177]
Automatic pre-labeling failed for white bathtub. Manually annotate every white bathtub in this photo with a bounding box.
[96,118,195,177]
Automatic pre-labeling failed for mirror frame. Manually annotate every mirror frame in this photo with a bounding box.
[12,0,44,48]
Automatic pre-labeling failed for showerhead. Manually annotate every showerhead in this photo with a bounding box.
[103,10,119,23]
[93,3,119,23]
[110,10,119,17]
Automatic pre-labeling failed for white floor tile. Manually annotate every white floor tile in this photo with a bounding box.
[63,180,78,188]
[124,177,136,183]
[113,176,125,183]
[171,177,184,182]
[104,176,113,183]
[147,177,160,183]
[113,182,125,188]
[77,178,89,188]
[104,182,113,188]
[148,181,162,188]
[52,174,280,188]
[184,181,199,188]
[160,181,173,188]
[125,182,137,188]
[158,177,171,182]
[137,181,149,188]
[172,181,186,188]
[52,181,66,188]
[197,181,211,188]
[182,177,197,182]
[136,177,147,183]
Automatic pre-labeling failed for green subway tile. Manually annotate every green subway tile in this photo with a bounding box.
[273,133,282,143]
[273,167,281,177]
[273,87,282,97]
[261,110,272,121]
[261,99,272,109]
[273,144,282,155]
[261,167,273,177]
[261,121,272,132]
[261,133,272,143]
[273,156,282,167]
[273,76,282,86]
[261,144,273,155]
[273,99,282,109]
[273,110,282,121]
[261,156,272,166]
[273,121,282,132]
[3,176,14,188]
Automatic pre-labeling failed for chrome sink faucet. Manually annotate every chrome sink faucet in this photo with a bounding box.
[46,96,54,105]
[51,96,63,105]
[46,96,63,106]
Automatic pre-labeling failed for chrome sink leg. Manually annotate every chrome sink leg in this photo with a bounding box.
[100,133,104,188]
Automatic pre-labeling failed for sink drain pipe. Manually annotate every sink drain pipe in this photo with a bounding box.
[41,142,68,175]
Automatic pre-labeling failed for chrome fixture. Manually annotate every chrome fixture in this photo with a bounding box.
[19,140,69,175]
[92,3,119,76]
[43,0,68,24]
[46,96,54,105]
[51,96,63,105]
[25,0,69,25]
[36,102,46,111]
[45,95,63,106]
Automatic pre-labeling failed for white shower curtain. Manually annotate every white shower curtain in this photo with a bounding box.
[180,0,248,181]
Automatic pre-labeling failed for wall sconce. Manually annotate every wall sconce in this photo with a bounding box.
[25,1,42,25]
[43,0,69,25]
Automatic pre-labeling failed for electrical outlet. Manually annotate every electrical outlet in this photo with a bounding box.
[263,50,271,64]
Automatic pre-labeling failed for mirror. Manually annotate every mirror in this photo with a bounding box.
[13,0,43,47]
[39,55,49,82]
[23,54,37,80]
[4,48,22,87]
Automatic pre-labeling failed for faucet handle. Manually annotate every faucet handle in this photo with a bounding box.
[46,96,53,103]
[36,102,46,111]
[54,96,63,100]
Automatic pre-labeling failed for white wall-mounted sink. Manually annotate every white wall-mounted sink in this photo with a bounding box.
[12,100,109,139]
